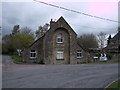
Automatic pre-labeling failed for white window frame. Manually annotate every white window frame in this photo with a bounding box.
[56,50,64,60]
[30,50,37,59]
[56,34,63,43]
[77,50,82,58]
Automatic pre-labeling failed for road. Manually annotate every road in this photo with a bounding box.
[2,55,118,88]
[0,55,2,89]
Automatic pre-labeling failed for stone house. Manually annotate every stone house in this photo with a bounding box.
[106,30,120,52]
[105,29,120,60]
[22,16,89,64]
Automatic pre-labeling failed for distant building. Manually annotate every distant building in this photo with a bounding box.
[106,29,120,52]
[22,16,90,64]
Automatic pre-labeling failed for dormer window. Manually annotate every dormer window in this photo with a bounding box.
[56,33,63,43]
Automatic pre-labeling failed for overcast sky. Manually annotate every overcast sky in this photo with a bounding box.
[1,0,119,37]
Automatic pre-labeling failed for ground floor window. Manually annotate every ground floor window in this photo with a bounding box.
[30,50,37,59]
[56,50,64,60]
[77,50,82,58]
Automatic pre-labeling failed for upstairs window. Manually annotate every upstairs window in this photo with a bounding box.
[30,50,37,59]
[56,50,64,60]
[77,50,82,58]
[56,33,63,43]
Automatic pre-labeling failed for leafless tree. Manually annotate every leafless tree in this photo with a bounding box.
[98,32,107,49]
[77,33,98,52]
[20,26,34,36]
[35,23,49,39]
[0,26,1,36]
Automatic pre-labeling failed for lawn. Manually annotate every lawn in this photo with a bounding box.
[108,80,120,88]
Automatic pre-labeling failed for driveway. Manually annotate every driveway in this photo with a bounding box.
[2,55,118,88]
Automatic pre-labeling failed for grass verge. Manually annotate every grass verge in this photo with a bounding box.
[107,60,120,63]
[107,80,120,88]
[11,55,23,63]
[88,59,120,64]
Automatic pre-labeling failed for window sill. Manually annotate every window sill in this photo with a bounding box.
[77,57,83,59]
[56,42,63,44]
[30,57,37,59]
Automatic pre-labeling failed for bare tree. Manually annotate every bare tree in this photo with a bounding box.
[77,33,98,52]
[20,26,34,36]
[35,23,49,39]
[0,26,1,36]
[98,32,107,49]
[107,35,111,45]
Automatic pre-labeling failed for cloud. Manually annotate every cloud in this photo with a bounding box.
[2,1,118,37]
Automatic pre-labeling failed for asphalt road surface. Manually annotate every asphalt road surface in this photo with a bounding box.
[0,55,2,89]
[2,55,118,88]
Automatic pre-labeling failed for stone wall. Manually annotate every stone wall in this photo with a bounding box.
[22,16,88,64]
[52,28,70,64]
[22,37,44,63]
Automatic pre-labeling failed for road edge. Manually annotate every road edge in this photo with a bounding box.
[104,79,119,88]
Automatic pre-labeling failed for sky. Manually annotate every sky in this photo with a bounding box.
[1,0,119,38]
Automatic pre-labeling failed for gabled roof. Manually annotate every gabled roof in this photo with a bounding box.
[26,35,44,49]
[57,16,67,23]
[24,16,77,50]
[56,16,77,35]
[111,31,120,41]
[106,31,120,50]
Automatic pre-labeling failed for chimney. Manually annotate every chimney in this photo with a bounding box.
[118,27,120,32]
[50,19,56,28]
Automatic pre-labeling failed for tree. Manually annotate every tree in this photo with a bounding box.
[35,26,43,38]
[107,35,111,45]
[2,33,35,54]
[2,34,14,54]
[35,23,49,39]
[20,26,34,36]
[77,33,98,52]
[3,25,35,54]
[12,33,35,50]
[12,25,20,35]
[43,23,49,31]
[0,26,1,36]
[98,32,107,49]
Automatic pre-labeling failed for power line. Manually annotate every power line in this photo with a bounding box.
[70,23,117,30]
[33,0,120,23]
